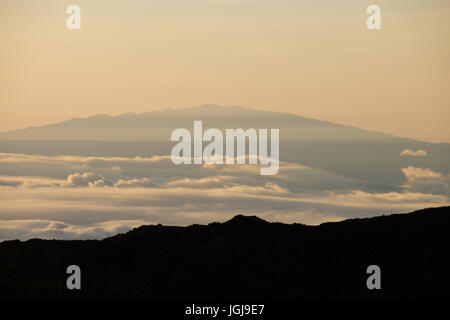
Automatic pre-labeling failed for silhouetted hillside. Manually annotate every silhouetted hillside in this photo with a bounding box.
[0,206,449,299]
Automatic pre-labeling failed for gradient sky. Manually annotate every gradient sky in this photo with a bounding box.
[1,0,449,142]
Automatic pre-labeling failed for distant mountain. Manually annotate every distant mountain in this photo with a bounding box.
[0,104,394,141]
[0,105,449,188]
[1,206,449,299]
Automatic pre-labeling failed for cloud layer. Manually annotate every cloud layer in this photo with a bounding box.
[0,153,448,241]
[400,149,427,157]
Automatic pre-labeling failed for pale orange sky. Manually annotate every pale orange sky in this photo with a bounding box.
[1,0,449,142]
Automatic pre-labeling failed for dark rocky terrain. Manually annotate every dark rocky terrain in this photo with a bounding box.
[0,206,449,300]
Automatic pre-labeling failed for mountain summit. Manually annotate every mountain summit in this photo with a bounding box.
[0,105,391,141]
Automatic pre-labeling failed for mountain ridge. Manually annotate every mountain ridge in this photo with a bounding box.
[0,104,395,141]
[1,206,449,299]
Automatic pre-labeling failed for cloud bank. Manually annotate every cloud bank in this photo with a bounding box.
[400,149,427,157]
[0,153,448,241]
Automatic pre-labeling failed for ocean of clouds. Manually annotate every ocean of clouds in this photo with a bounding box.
[0,153,448,240]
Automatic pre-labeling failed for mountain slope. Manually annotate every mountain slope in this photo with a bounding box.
[0,206,449,299]
[0,104,393,141]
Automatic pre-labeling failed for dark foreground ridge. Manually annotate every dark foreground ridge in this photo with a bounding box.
[0,207,449,299]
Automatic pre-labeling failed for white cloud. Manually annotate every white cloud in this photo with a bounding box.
[402,166,441,180]
[401,166,450,195]
[67,172,109,187]
[114,177,158,188]
[400,149,427,157]
[0,219,146,241]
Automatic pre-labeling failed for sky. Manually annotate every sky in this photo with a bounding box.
[1,0,449,143]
